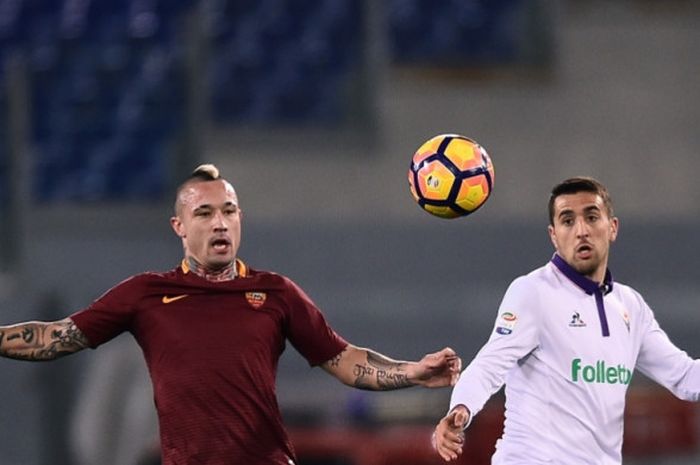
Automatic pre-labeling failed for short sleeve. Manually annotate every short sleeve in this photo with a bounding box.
[281,277,348,366]
[70,276,143,348]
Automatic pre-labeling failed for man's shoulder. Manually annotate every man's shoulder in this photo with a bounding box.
[610,280,646,307]
[129,268,180,283]
[500,262,561,306]
[611,279,638,294]
[239,266,296,290]
[511,262,555,288]
[102,268,181,295]
[126,264,295,291]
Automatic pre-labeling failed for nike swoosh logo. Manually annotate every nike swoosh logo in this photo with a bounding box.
[162,294,188,304]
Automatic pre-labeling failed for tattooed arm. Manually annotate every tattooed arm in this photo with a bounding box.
[321,344,462,391]
[0,318,89,361]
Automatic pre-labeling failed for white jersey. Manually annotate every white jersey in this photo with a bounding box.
[450,255,700,465]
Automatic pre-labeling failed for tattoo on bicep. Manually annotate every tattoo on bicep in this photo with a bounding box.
[352,351,413,390]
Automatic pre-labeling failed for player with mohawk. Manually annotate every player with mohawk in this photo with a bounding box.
[0,164,462,465]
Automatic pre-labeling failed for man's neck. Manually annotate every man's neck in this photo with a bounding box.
[186,256,237,282]
[551,254,613,295]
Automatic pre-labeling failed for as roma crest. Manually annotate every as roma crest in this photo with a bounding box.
[245,292,267,309]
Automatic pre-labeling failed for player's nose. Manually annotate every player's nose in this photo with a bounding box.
[574,217,589,237]
[212,210,228,230]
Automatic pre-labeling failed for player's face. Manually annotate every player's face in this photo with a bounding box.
[548,191,618,283]
[170,180,242,270]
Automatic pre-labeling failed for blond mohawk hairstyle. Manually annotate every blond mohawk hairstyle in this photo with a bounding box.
[174,163,224,214]
[191,163,221,181]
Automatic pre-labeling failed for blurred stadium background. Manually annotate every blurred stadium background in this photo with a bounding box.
[0,1,699,464]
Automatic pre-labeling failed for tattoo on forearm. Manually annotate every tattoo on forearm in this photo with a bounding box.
[22,327,36,343]
[0,320,88,361]
[353,351,413,390]
[353,364,374,377]
[328,350,344,368]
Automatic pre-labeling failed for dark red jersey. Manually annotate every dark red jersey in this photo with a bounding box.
[71,259,348,465]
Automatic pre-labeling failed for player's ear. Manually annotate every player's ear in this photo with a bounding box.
[609,216,619,243]
[170,216,185,237]
[547,224,559,251]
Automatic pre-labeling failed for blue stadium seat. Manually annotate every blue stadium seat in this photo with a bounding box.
[77,135,166,201]
[24,0,369,201]
[0,0,29,50]
[26,0,190,203]
[387,0,523,65]
[207,0,363,124]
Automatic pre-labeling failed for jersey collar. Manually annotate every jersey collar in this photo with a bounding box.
[552,254,613,338]
[180,258,248,279]
[551,253,613,296]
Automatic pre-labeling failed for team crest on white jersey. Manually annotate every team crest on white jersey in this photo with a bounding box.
[619,308,631,332]
[496,312,517,335]
[569,311,586,328]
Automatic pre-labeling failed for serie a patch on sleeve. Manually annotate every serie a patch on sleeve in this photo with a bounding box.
[495,312,517,335]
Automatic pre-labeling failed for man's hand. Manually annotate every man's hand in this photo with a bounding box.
[408,347,462,388]
[433,404,470,462]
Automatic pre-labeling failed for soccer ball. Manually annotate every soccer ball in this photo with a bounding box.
[408,134,494,219]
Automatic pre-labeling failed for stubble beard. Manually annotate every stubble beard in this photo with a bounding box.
[573,259,598,279]
[570,249,605,281]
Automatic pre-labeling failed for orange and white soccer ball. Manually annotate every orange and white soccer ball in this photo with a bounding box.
[408,134,494,219]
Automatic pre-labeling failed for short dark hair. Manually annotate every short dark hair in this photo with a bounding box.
[548,177,614,225]
[174,164,223,214]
